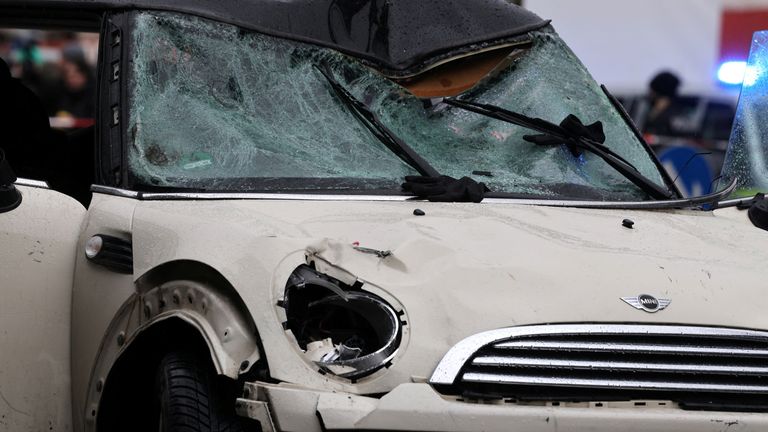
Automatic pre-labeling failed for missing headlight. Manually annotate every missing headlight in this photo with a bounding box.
[282,265,402,379]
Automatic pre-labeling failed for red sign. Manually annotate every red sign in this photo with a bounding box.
[721,9,768,61]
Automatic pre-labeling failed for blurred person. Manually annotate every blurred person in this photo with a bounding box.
[11,36,44,89]
[53,44,96,119]
[644,71,681,135]
[0,56,55,180]
[5,34,60,113]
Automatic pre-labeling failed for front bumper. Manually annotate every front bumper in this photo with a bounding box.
[236,381,768,431]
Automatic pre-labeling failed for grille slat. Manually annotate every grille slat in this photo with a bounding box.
[430,325,768,411]
[462,372,768,394]
[471,355,768,375]
[494,340,768,358]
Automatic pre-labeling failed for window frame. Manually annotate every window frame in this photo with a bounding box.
[98,11,131,188]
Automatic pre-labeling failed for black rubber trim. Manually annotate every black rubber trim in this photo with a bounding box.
[0,187,22,214]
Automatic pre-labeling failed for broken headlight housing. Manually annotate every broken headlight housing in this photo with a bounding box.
[283,265,402,380]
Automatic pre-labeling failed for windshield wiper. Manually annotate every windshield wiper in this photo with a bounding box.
[315,64,440,178]
[444,98,674,200]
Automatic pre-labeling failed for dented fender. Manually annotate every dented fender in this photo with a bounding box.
[83,280,261,427]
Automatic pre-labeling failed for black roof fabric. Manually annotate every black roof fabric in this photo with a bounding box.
[1,0,549,75]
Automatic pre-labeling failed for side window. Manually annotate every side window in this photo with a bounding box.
[0,28,99,206]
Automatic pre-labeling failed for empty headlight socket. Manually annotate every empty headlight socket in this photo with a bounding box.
[280,264,403,380]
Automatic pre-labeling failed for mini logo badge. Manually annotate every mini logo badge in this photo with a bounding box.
[621,294,671,313]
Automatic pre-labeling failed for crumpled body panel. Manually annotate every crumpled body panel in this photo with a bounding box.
[129,198,768,395]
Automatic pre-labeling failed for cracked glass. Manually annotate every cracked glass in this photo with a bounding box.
[720,31,768,198]
[128,11,666,200]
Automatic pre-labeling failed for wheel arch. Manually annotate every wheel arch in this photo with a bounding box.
[85,260,263,430]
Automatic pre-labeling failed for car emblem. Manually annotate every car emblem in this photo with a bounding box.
[621,294,671,313]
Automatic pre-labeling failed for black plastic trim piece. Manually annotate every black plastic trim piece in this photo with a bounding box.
[0,149,22,214]
[89,177,738,210]
[86,234,133,274]
[0,186,22,214]
[97,12,130,188]
[748,194,768,231]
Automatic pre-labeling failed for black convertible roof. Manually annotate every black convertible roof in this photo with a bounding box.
[0,0,549,76]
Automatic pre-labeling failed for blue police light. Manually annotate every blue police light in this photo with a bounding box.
[718,61,748,85]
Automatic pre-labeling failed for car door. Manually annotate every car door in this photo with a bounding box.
[0,179,85,431]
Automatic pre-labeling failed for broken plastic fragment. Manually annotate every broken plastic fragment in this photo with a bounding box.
[181,152,214,170]
[323,364,359,376]
[287,265,349,302]
[304,338,337,363]
[352,246,393,258]
[320,343,363,363]
[304,338,362,374]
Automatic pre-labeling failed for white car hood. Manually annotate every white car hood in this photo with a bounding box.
[132,200,768,392]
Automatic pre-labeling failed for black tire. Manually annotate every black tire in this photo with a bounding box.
[155,351,250,432]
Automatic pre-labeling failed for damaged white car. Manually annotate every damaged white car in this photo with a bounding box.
[1,0,768,431]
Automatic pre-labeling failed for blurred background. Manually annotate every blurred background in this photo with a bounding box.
[0,29,98,129]
[520,0,768,196]
[522,0,765,96]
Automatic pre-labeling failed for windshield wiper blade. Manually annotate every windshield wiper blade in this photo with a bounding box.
[444,98,674,200]
[315,64,440,178]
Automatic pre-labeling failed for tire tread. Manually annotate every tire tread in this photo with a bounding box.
[156,351,255,432]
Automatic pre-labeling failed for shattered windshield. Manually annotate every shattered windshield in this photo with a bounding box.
[128,11,666,200]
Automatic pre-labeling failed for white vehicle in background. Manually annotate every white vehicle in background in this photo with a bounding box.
[0,1,767,431]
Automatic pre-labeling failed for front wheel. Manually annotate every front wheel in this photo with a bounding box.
[155,351,250,432]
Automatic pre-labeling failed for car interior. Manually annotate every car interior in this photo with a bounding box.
[0,37,96,207]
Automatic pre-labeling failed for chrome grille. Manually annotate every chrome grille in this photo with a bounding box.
[430,325,768,410]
